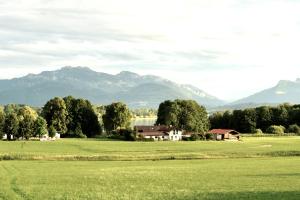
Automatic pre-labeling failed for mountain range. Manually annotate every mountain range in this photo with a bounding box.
[0,67,224,108]
[0,66,299,109]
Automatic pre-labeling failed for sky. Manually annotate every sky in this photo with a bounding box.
[0,0,300,101]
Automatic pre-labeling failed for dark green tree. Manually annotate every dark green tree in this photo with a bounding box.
[242,108,257,133]
[231,109,256,133]
[0,107,5,139]
[102,102,131,133]
[42,97,68,134]
[271,104,289,127]
[288,105,300,126]
[222,111,233,128]
[256,106,272,132]
[209,112,224,129]
[4,113,19,140]
[288,124,300,134]
[156,100,209,134]
[156,100,180,127]
[63,96,101,137]
[176,100,209,133]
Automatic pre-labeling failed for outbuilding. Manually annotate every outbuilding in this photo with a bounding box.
[208,129,240,141]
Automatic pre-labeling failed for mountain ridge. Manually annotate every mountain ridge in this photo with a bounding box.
[0,66,225,108]
[232,79,300,105]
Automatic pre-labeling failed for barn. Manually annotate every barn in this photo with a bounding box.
[208,129,240,141]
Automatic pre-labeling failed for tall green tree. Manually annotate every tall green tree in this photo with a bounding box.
[230,109,257,133]
[102,102,131,133]
[177,100,209,133]
[17,115,35,140]
[222,111,233,128]
[15,106,38,140]
[63,96,101,137]
[209,112,224,129]
[289,105,300,126]
[42,97,68,134]
[256,106,272,132]
[34,116,48,138]
[156,100,180,127]
[156,99,209,134]
[3,113,19,140]
[242,108,257,133]
[271,105,289,127]
[0,107,5,139]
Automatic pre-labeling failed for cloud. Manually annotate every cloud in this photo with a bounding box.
[0,0,300,100]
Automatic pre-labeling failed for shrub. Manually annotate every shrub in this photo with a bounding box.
[121,129,136,141]
[109,129,136,141]
[266,125,285,135]
[288,124,300,135]
[136,137,154,142]
[254,129,263,135]
[205,133,214,140]
[190,134,200,141]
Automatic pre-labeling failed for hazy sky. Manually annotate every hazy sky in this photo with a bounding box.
[0,0,300,101]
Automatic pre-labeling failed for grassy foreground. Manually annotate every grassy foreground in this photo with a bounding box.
[0,137,300,199]
[1,158,300,200]
[0,137,300,161]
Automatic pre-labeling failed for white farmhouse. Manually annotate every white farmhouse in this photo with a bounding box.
[135,125,183,141]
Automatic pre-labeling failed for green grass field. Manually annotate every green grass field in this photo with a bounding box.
[0,137,300,199]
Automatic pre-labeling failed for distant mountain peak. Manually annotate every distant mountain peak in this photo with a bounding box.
[117,71,140,78]
[232,77,300,105]
[276,80,292,86]
[61,66,91,71]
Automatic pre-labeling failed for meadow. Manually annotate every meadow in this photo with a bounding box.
[0,137,300,199]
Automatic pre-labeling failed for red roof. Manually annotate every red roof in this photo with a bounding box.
[208,129,239,135]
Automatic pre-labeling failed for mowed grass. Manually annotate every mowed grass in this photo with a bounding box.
[0,158,300,200]
[0,137,300,161]
[0,137,300,199]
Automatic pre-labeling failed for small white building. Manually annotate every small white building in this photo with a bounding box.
[163,129,183,141]
[40,132,60,141]
[135,125,183,141]
[2,134,13,140]
[55,133,61,139]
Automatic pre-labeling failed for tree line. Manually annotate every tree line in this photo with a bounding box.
[0,98,211,141]
[209,103,300,134]
[0,96,133,140]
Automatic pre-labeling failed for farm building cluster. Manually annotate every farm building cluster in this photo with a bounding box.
[134,125,240,141]
[2,133,61,141]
